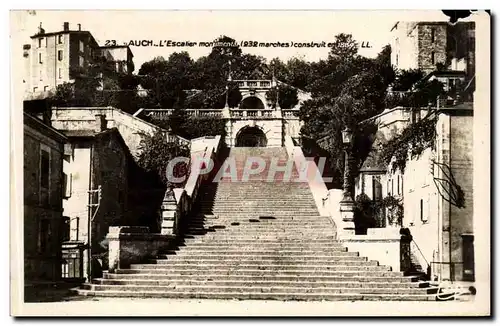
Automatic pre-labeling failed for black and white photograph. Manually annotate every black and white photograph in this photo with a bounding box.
[10,9,490,316]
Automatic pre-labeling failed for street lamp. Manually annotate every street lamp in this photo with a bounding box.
[341,127,354,203]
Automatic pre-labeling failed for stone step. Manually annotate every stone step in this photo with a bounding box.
[184,227,335,233]
[185,224,334,230]
[128,263,388,271]
[82,284,432,295]
[152,255,368,263]
[182,233,336,239]
[187,220,333,225]
[94,278,427,289]
[113,268,401,277]
[175,246,348,253]
[75,289,436,301]
[189,218,330,224]
[102,273,416,283]
[198,204,318,209]
[180,238,340,244]
[166,249,354,256]
[191,214,323,218]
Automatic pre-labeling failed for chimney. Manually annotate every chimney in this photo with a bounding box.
[63,22,69,31]
[77,23,81,31]
[95,114,107,132]
[38,22,45,35]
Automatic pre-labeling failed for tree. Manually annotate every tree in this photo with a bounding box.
[138,52,196,110]
[327,33,359,62]
[266,84,299,110]
[136,130,190,188]
[298,36,395,189]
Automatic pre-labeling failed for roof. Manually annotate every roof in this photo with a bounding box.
[99,45,134,58]
[359,128,392,173]
[23,112,68,143]
[360,146,388,173]
[30,30,93,39]
[421,69,467,82]
[61,129,96,138]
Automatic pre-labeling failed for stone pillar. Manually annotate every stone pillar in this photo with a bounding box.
[338,147,356,239]
[338,201,356,239]
[160,190,177,235]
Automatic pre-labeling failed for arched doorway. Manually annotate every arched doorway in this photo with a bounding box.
[239,96,265,111]
[235,126,267,147]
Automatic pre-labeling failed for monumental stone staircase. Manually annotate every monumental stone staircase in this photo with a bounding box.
[77,147,437,300]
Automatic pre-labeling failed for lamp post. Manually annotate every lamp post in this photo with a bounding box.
[339,127,356,238]
[341,127,354,203]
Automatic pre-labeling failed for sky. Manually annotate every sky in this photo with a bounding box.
[11,10,453,73]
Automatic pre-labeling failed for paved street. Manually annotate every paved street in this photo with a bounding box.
[17,296,486,317]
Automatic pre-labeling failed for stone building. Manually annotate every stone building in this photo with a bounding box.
[22,22,134,100]
[390,21,475,76]
[23,112,67,285]
[52,108,183,281]
[139,78,308,147]
[58,114,146,281]
[354,102,474,282]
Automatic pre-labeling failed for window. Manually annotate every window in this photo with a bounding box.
[420,199,424,221]
[469,36,475,51]
[431,28,435,43]
[420,199,428,223]
[61,216,70,242]
[58,34,63,44]
[391,179,394,195]
[58,68,62,79]
[372,176,382,200]
[79,55,84,67]
[431,52,435,65]
[79,40,84,52]
[33,87,38,92]
[387,180,391,196]
[63,173,72,198]
[40,149,50,190]
[397,176,400,195]
[43,86,48,92]
[39,70,43,81]
[38,219,51,253]
[38,38,43,48]
[58,50,63,61]
[38,52,43,64]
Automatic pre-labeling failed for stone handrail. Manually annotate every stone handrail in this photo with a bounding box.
[159,135,222,235]
[284,135,342,228]
[107,135,222,272]
[141,109,224,119]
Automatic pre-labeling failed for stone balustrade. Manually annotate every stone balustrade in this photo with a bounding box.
[106,135,222,271]
[234,80,272,88]
[158,135,222,235]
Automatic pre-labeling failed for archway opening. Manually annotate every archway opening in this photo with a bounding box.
[235,126,267,147]
[239,96,265,111]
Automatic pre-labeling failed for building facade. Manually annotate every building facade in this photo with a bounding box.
[390,21,475,77]
[59,116,132,281]
[354,103,474,282]
[23,112,67,285]
[23,22,134,100]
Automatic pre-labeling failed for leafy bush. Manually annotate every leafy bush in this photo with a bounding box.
[381,116,437,173]
[149,114,227,140]
[136,130,190,188]
[265,84,299,110]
